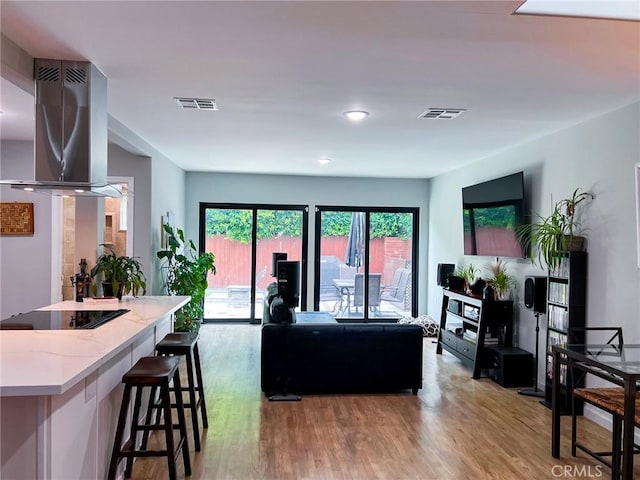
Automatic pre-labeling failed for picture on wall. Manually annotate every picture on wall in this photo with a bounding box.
[0,202,34,235]
[160,211,175,248]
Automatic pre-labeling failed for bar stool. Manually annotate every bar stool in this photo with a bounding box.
[107,356,191,480]
[144,332,208,452]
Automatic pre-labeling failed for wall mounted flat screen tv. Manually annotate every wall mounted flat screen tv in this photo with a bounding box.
[462,172,525,258]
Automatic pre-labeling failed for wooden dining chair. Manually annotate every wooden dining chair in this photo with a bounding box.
[568,326,626,477]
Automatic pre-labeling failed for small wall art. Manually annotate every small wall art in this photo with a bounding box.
[0,202,34,235]
[160,211,175,248]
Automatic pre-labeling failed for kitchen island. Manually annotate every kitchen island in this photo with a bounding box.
[0,295,189,480]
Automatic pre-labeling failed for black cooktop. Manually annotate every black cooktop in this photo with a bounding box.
[0,309,130,330]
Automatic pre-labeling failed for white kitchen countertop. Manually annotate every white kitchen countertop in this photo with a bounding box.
[0,296,189,397]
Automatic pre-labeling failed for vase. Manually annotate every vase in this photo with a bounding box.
[495,289,510,301]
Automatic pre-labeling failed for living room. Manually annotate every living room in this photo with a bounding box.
[1,2,639,479]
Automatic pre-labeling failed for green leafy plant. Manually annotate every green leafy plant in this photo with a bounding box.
[157,224,216,331]
[517,188,594,270]
[455,263,478,287]
[488,259,512,299]
[90,244,146,299]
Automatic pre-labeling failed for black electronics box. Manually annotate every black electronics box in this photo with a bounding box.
[486,346,533,388]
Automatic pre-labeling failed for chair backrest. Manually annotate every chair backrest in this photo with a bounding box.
[567,326,624,348]
[319,257,340,291]
[256,265,267,284]
[380,268,410,303]
[354,273,382,307]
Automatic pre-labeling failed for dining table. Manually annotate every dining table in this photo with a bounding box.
[551,343,640,480]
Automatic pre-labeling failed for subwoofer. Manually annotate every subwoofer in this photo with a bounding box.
[437,263,455,287]
[524,276,547,313]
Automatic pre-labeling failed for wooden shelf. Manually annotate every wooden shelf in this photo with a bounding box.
[543,251,587,414]
[436,289,513,379]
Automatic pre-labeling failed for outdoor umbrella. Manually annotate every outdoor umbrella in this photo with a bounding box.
[345,211,365,271]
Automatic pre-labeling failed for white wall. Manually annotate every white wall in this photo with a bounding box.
[0,140,54,317]
[108,115,186,295]
[428,102,640,387]
[150,153,185,295]
[107,144,153,291]
[185,173,430,310]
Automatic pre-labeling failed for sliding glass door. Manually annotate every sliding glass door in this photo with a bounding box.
[314,207,418,320]
[200,203,308,322]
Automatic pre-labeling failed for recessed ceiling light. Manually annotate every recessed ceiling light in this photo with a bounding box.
[23,187,34,192]
[318,157,331,165]
[75,189,85,193]
[344,110,369,122]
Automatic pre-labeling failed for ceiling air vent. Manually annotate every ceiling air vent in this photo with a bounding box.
[418,108,466,120]
[174,97,218,110]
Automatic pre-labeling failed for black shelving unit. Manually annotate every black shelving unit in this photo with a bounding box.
[437,289,513,379]
[542,251,587,413]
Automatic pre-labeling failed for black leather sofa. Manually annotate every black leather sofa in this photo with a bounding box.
[261,322,423,396]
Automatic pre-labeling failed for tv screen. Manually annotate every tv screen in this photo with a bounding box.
[462,172,525,258]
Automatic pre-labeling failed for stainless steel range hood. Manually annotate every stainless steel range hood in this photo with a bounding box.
[1,59,121,197]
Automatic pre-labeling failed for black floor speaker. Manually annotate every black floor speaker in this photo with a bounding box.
[437,263,455,286]
[524,276,547,313]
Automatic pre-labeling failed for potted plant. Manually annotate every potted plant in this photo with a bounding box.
[90,244,147,299]
[157,224,216,332]
[451,264,478,293]
[488,259,512,300]
[517,188,594,270]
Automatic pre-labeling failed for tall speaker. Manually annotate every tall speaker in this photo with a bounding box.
[437,263,455,286]
[271,252,287,277]
[277,260,300,308]
[524,276,547,313]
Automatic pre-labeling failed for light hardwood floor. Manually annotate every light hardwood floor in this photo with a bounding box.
[131,324,637,479]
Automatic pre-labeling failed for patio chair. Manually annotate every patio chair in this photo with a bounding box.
[380,267,410,309]
[319,256,342,310]
[353,273,382,314]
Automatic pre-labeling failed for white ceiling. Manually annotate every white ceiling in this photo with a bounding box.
[1,1,638,179]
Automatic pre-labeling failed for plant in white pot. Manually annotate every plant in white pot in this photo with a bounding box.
[488,259,513,300]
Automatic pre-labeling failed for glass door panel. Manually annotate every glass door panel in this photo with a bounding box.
[370,212,414,317]
[315,207,417,319]
[255,209,304,321]
[203,208,255,320]
[202,204,307,322]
